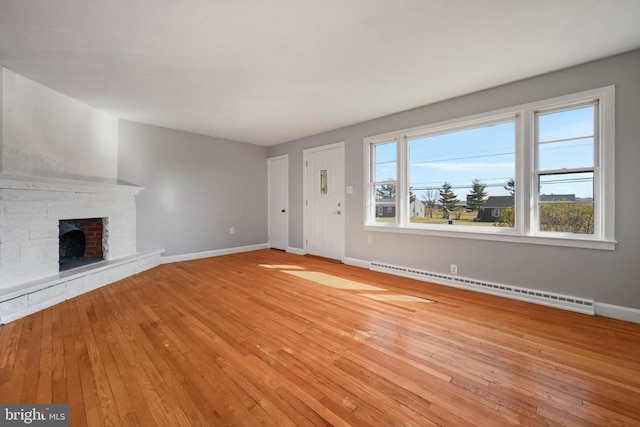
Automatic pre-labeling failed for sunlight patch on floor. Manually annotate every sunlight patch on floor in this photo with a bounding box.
[282,271,387,291]
[359,294,434,303]
[259,264,305,270]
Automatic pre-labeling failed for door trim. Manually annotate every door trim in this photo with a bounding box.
[303,141,345,261]
[268,154,288,251]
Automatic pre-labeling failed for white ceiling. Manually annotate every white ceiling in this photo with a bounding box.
[1,0,640,146]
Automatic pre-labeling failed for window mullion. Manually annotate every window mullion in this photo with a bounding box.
[397,135,408,227]
[593,101,602,239]
[519,108,532,236]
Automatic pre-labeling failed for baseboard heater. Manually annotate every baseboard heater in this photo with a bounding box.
[369,261,595,315]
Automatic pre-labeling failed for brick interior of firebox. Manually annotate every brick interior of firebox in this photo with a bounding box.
[72,218,104,259]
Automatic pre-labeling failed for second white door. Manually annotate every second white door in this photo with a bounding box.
[268,155,288,251]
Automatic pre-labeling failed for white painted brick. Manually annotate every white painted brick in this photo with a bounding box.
[136,254,161,273]
[0,295,28,318]
[0,188,37,201]
[108,247,136,260]
[0,200,47,216]
[84,273,109,292]
[0,263,59,287]
[0,223,30,245]
[19,244,45,265]
[27,296,66,316]
[29,220,59,240]
[47,206,102,220]
[0,243,20,266]
[0,215,30,228]
[19,238,58,265]
[65,276,87,299]
[114,264,136,281]
[0,188,68,202]
[28,284,67,307]
[0,189,14,200]
[42,243,60,264]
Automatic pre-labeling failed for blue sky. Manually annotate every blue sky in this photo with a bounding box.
[409,121,515,199]
[375,106,595,200]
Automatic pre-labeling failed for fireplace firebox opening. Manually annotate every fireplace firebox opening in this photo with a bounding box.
[59,218,106,271]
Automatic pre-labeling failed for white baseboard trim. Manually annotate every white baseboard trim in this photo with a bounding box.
[343,257,371,269]
[286,247,306,256]
[345,257,598,314]
[161,243,269,264]
[595,303,640,324]
[343,256,640,323]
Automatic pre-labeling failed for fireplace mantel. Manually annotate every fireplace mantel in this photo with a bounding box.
[0,173,144,195]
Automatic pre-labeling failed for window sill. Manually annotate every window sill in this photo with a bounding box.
[363,224,616,251]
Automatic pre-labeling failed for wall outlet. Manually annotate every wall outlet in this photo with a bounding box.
[450,264,458,275]
[230,227,235,234]
[367,235,373,244]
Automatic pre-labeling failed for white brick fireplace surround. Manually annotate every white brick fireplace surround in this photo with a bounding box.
[0,174,162,324]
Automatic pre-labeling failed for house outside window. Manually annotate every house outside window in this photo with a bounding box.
[364,86,615,250]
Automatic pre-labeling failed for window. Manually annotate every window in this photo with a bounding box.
[364,86,615,250]
[408,118,515,227]
[535,104,596,235]
[369,140,397,223]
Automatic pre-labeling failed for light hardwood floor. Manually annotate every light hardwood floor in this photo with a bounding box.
[1,249,639,426]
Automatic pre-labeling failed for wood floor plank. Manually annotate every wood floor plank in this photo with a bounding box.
[35,308,53,403]
[1,249,639,426]
[60,301,88,426]
[21,313,44,403]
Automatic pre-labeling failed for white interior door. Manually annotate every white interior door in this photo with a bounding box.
[304,143,344,260]
[268,155,288,250]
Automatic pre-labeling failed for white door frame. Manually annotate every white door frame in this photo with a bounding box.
[268,154,289,251]
[303,141,345,260]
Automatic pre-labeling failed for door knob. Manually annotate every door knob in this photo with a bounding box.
[281,209,286,213]
[334,210,341,215]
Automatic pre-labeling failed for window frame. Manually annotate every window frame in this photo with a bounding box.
[532,100,599,239]
[363,86,615,250]
[367,138,399,226]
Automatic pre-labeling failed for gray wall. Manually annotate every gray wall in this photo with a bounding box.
[118,120,268,257]
[0,67,3,169]
[268,49,640,309]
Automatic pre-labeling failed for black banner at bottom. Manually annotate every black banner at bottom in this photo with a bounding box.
[0,405,69,426]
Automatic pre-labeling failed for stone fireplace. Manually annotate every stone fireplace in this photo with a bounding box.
[0,174,162,324]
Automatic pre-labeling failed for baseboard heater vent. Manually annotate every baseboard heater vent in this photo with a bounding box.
[370,261,595,315]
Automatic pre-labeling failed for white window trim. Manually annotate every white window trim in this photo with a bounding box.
[364,86,616,250]
[366,137,399,225]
